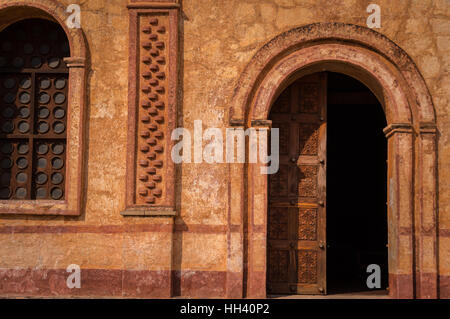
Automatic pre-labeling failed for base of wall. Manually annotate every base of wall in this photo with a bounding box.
[0,268,230,298]
[439,275,450,299]
[1,268,448,298]
[388,273,414,299]
[0,268,172,298]
[171,270,226,298]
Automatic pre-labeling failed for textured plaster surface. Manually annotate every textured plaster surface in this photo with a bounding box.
[0,0,448,298]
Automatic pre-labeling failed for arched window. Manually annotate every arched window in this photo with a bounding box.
[0,19,69,200]
[0,0,87,217]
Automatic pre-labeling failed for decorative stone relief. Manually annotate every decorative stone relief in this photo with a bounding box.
[297,250,317,284]
[298,165,318,198]
[123,1,179,216]
[297,208,317,241]
[298,123,319,155]
[136,14,169,205]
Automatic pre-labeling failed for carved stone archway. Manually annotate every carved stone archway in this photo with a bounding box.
[228,23,438,299]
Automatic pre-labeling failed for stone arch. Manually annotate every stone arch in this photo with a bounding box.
[228,23,438,299]
[0,0,88,215]
[0,0,86,60]
[230,22,435,126]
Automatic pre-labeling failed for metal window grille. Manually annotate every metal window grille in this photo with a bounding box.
[0,19,69,200]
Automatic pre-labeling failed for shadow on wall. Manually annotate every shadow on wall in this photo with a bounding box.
[171,0,187,297]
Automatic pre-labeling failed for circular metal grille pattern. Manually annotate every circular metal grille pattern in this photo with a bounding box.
[17,157,28,169]
[0,19,68,200]
[3,78,15,89]
[36,187,46,199]
[0,158,12,169]
[17,143,28,154]
[53,107,65,119]
[39,78,51,89]
[31,56,42,68]
[37,158,47,169]
[2,105,15,118]
[19,78,31,89]
[55,78,66,90]
[18,106,30,118]
[18,121,29,133]
[50,187,63,200]
[16,172,27,184]
[16,187,27,198]
[39,92,50,104]
[38,107,50,119]
[51,157,64,169]
[51,172,63,185]
[1,121,13,133]
[37,143,49,155]
[1,143,13,154]
[52,143,64,155]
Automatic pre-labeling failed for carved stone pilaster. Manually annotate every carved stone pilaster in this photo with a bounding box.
[383,123,415,298]
[417,122,438,298]
[122,1,179,216]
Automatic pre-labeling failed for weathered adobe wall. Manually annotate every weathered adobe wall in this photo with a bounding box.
[0,0,448,298]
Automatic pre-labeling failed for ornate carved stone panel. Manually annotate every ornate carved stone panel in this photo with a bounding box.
[297,208,317,241]
[123,1,179,216]
[299,123,319,155]
[297,250,318,283]
[299,83,320,113]
[298,165,318,198]
[135,13,169,205]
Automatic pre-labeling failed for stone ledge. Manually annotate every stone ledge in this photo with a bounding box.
[127,1,180,10]
[121,208,176,217]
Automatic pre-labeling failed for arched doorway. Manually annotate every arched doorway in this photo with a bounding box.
[229,23,438,299]
[326,72,388,294]
[266,71,389,295]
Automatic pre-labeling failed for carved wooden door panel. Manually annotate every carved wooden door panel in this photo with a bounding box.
[268,73,327,295]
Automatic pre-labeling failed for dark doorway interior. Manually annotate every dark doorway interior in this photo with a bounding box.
[326,72,389,294]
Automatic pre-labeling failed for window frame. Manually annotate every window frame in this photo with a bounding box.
[0,1,87,216]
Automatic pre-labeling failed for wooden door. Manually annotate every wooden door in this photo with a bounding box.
[267,73,327,295]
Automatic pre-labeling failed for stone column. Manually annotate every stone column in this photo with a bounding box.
[226,121,245,298]
[122,0,180,216]
[384,123,415,298]
[121,0,180,298]
[64,57,87,215]
[417,123,438,298]
[246,120,272,298]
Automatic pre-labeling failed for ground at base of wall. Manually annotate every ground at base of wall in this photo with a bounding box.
[270,290,390,299]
